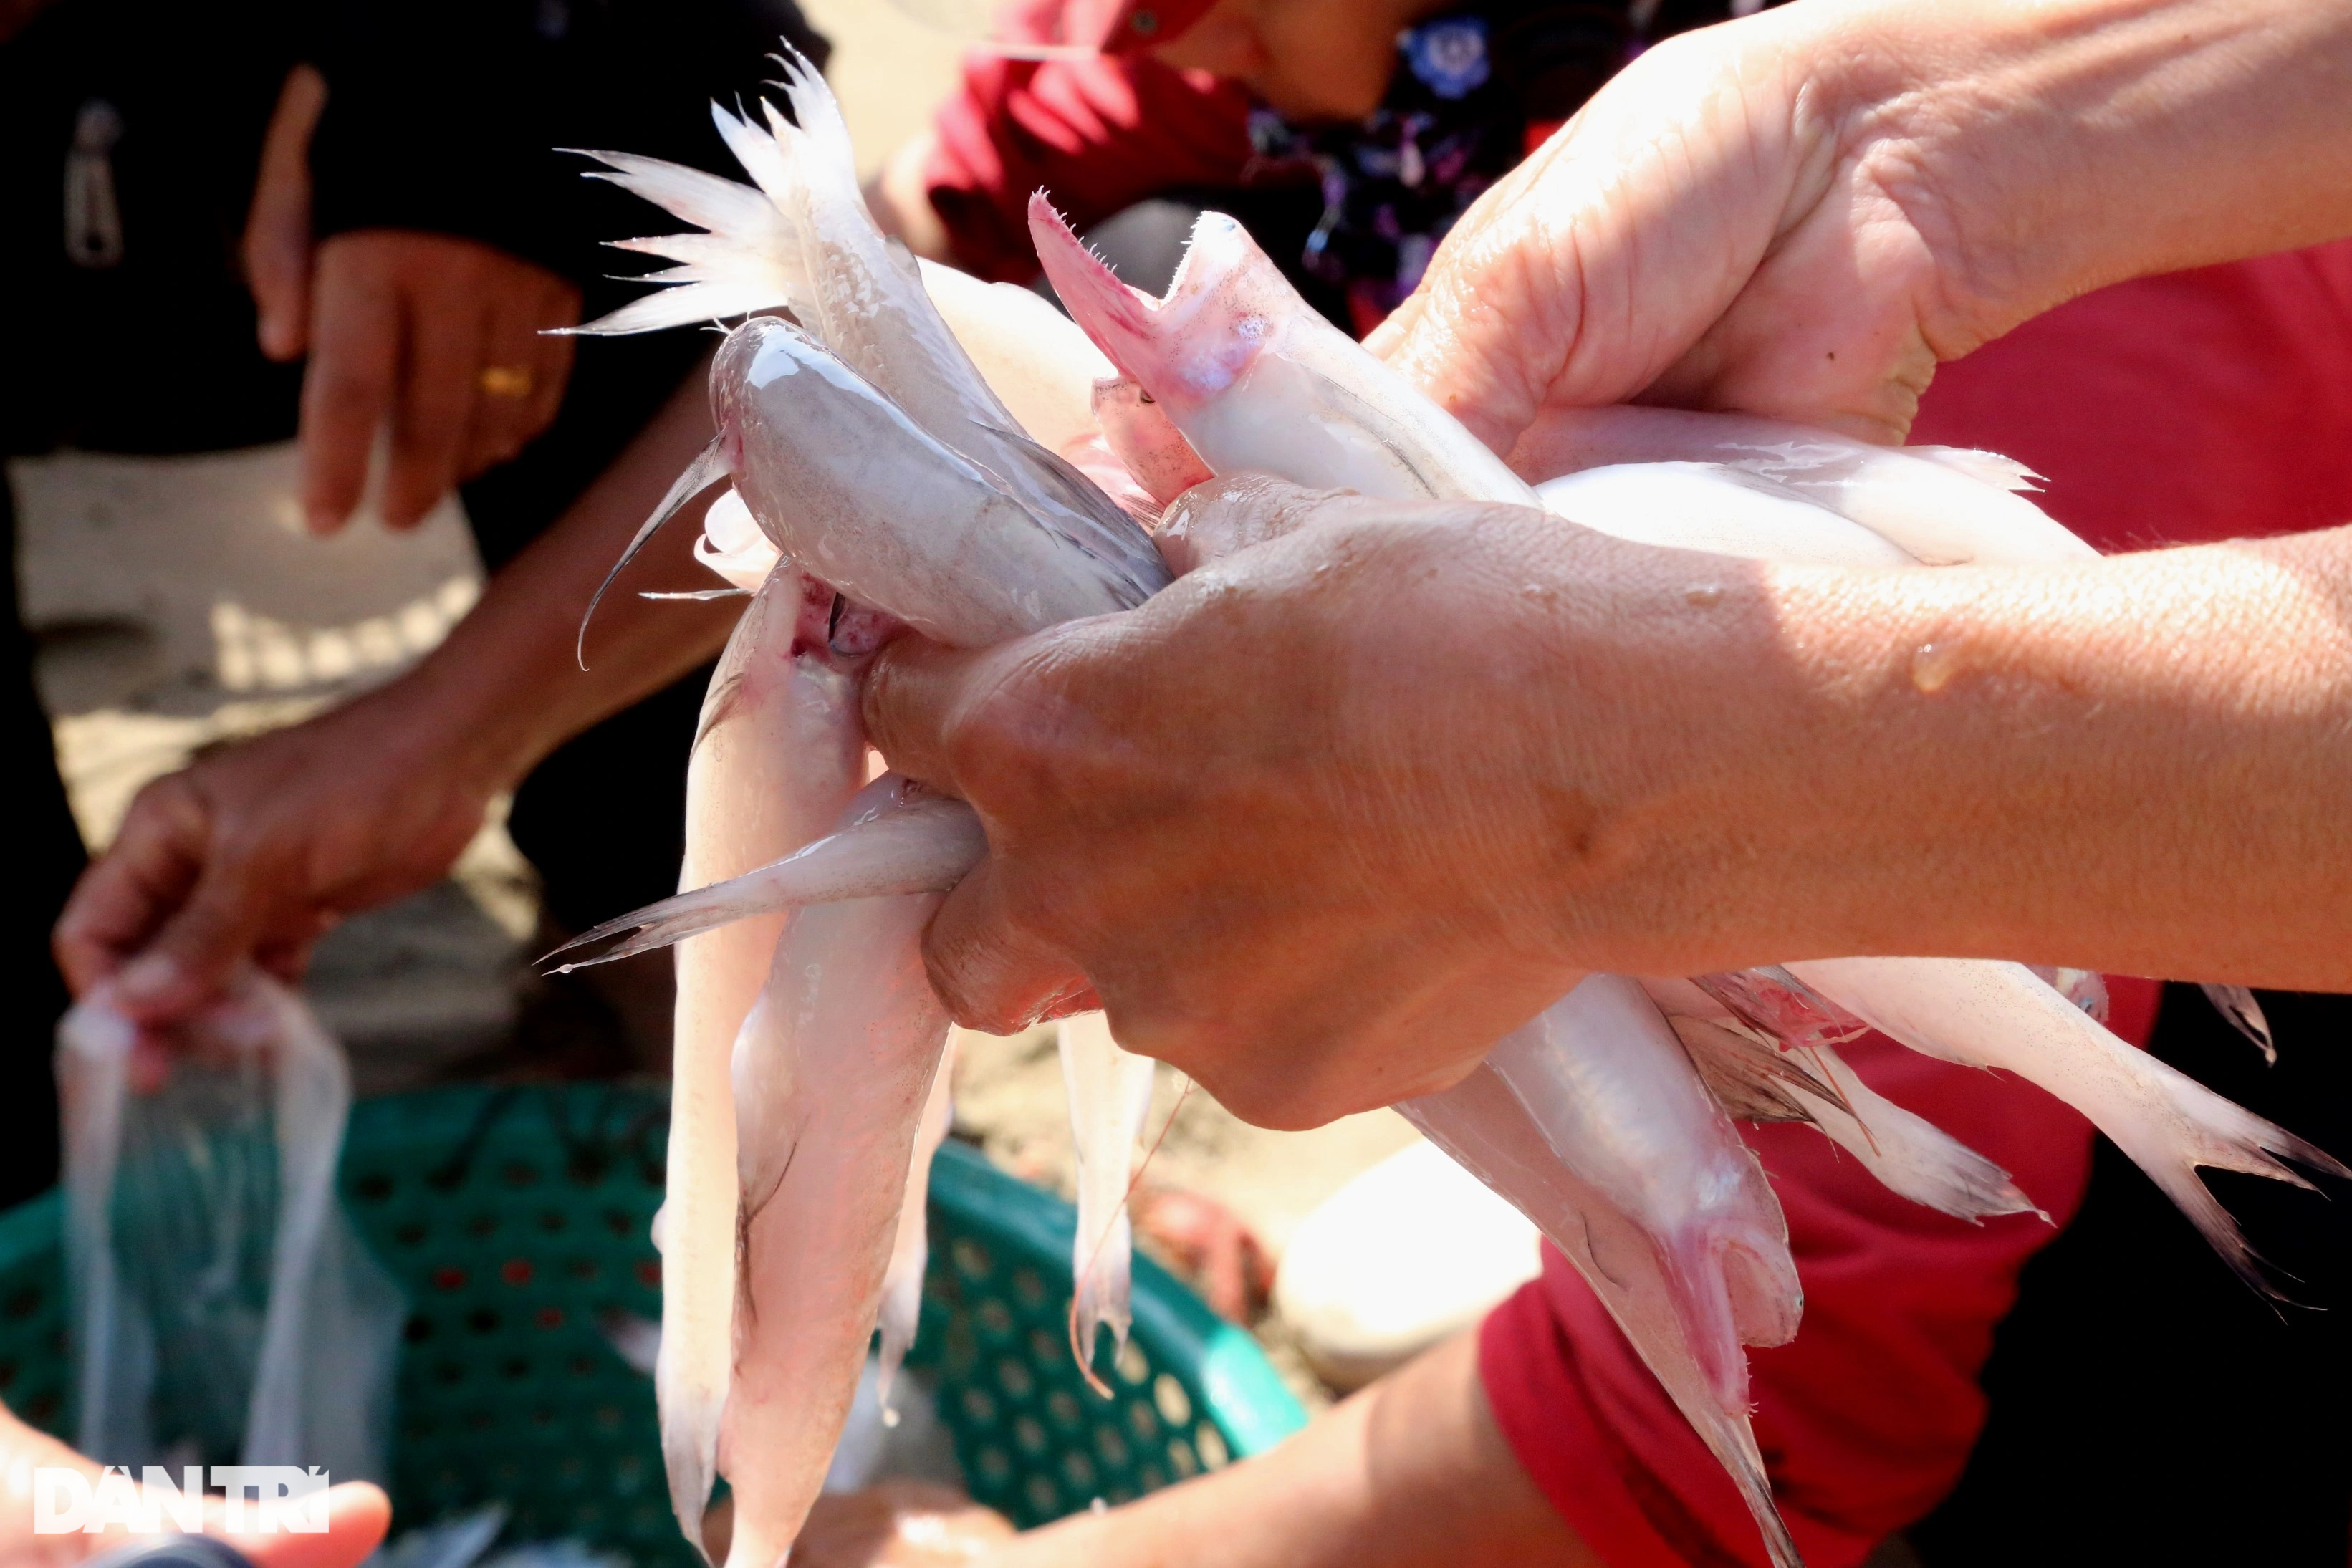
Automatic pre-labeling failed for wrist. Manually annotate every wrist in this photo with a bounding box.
[358,647,557,801]
[1811,0,2352,359]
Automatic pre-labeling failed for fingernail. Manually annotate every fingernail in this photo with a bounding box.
[117,952,182,1004]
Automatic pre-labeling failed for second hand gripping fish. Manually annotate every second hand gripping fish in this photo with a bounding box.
[1024,197,2347,1567]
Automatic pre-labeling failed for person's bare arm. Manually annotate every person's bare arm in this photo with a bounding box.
[54,362,737,1021]
[866,480,2352,1126]
[787,1332,1593,1568]
[997,1332,1595,1568]
[1371,0,2352,448]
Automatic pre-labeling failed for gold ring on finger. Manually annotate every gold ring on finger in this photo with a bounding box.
[478,365,534,399]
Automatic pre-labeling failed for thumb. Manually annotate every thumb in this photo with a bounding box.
[860,634,1009,796]
[113,862,272,1024]
[224,1482,390,1568]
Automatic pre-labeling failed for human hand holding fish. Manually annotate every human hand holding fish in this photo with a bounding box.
[864,476,2352,1117]
[552,31,2351,1564]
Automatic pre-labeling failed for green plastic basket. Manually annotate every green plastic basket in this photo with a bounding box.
[0,1082,1305,1560]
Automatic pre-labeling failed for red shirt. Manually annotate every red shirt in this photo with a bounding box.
[1481,243,2352,1567]
[926,37,1253,283]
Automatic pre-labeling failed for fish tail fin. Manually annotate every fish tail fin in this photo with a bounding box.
[1687,1399,1808,1568]
[1803,1047,2043,1223]
[1062,1014,1155,1389]
[1069,1207,1136,1385]
[1906,446,2046,494]
[1656,1231,1806,1568]
[879,1033,958,1423]
[2200,983,2277,1063]
[1027,193,1165,386]
[1798,958,2345,1299]
[2121,1062,2348,1299]
[658,1383,721,1564]
[873,1247,923,1425]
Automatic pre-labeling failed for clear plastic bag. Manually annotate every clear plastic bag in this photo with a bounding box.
[59,969,405,1482]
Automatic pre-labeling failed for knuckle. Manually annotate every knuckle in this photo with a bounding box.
[938,643,1084,802]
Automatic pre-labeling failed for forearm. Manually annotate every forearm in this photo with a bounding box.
[373,359,738,795]
[994,1334,1593,1568]
[1816,0,2352,351]
[1574,524,2352,987]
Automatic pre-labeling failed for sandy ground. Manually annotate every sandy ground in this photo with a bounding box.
[14,8,1419,1408]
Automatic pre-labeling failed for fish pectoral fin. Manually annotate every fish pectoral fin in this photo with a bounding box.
[1672,1014,1848,1123]
[579,435,733,667]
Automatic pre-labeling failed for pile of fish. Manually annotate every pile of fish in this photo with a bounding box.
[548,53,2341,1568]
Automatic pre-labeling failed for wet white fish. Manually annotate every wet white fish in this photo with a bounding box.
[877,1030,958,1421]
[724,776,954,1568]
[713,316,1163,644]
[1501,976,1802,1409]
[1511,403,2093,566]
[1031,198,1534,508]
[661,563,861,1555]
[576,59,1172,1563]
[1027,198,2332,1269]
[1059,1012,1159,1374]
[1398,1060,1803,1568]
[577,50,1165,603]
[1638,976,2040,1223]
[1784,958,2347,1295]
[585,59,2342,1564]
